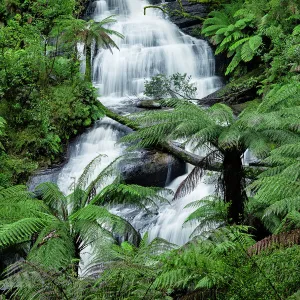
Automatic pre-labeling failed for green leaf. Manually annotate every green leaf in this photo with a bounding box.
[249,35,263,52]
[241,41,254,62]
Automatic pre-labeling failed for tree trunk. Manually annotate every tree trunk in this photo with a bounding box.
[85,44,92,82]
[223,149,247,225]
[74,235,81,277]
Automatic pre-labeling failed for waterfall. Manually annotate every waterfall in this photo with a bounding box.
[54,0,222,246]
[92,0,221,103]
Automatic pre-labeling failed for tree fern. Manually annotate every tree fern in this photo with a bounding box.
[90,233,176,299]
[0,155,171,278]
[249,141,300,233]
[123,95,298,224]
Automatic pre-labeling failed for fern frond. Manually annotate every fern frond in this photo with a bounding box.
[91,183,171,210]
[35,182,68,221]
[28,222,74,270]
[225,49,241,74]
[0,218,50,248]
[241,41,254,62]
[249,35,263,52]
[229,37,250,51]
[76,154,106,190]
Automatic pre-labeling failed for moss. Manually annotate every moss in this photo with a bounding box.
[217,68,264,98]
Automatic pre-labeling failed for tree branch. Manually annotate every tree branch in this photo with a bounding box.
[144,6,167,15]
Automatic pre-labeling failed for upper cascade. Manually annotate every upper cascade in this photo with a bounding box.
[92,0,221,100]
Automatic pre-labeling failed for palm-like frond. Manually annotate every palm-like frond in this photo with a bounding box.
[91,233,176,298]
[70,204,141,245]
[184,196,228,239]
[91,183,171,211]
[0,218,50,248]
[35,182,68,221]
[28,221,74,270]
[1,261,94,300]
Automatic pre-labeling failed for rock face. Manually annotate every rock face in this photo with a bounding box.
[148,0,162,4]
[165,0,211,37]
[120,150,187,187]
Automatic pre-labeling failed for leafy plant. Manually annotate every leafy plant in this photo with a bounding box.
[0,155,168,276]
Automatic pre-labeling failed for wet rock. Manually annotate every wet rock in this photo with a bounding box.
[120,150,186,187]
[148,0,162,4]
[28,166,62,191]
[165,0,211,37]
[136,100,162,109]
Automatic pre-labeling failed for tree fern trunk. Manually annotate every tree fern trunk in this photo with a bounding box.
[223,149,246,225]
[85,44,92,82]
[74,235,81,277]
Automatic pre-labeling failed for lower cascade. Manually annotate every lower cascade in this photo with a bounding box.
[55,0,221,246]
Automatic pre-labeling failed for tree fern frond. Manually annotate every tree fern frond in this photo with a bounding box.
[28,222,74,270]
[258,83,300,113]
[249,35,263,52]
[0,218,50,248]
[229,37,250,51]
[208,103,235,125]
[241,41,254,62]
[225,49,241,74]
[153,269,190,289]
[76,154,106,190]
[91,183,171,210]
[264,197,300,217]
[174,166,205,200]
[35,182,68,220]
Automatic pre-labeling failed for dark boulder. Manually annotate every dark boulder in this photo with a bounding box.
[148,0,162,4]
[136,100,162,109]
[120,150,187,187]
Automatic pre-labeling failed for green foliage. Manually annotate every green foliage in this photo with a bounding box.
[54,15,124,81]
[201,4,263,75]
[184,195,229,238]
[144,73,197,99]
[201,0,300,78]
[248,141,300,233]
[0,0,108,185]
[1,0,300,299]
[89,233,177,299]
[0,155,170,277]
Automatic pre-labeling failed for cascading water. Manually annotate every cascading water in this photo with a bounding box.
[92,0,221,104]
[54,0,222,246]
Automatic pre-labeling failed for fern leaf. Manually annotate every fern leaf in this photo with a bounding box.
[0,218,49,248]
[241,41,254,62]
[229,37,250,51]
[249,35,263,52]
[225,50,241,75]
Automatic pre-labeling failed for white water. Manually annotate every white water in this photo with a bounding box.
[148,166,215,245]
[92,0,221,103]
[56,0,222,246]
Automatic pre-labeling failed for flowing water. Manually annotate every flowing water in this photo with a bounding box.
[50,0,222,246]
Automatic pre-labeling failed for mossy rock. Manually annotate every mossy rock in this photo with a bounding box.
[199,68,264,106]
[136,100,162,109]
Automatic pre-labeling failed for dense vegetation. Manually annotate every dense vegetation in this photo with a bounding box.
[0,0,300,299]
[0,0,107,186]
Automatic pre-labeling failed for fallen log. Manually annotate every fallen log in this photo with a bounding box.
[99,103,264,179]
